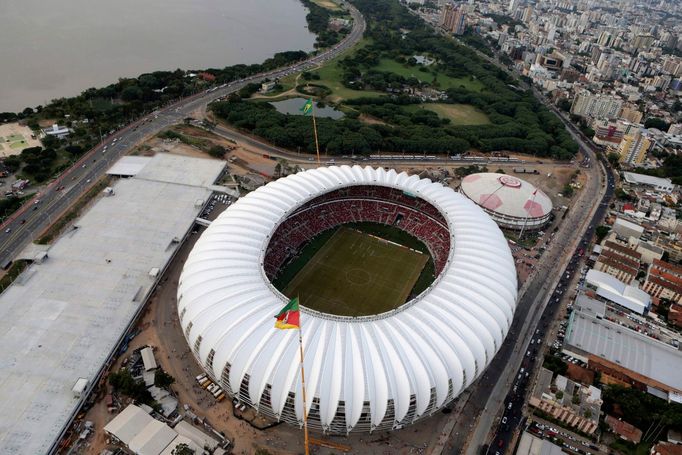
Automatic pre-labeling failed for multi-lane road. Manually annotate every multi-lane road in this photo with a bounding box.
[0,2,365,268]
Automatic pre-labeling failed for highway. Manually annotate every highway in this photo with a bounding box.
[0,1,365,269]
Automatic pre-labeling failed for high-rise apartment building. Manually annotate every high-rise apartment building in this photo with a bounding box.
[597,31,612,47]
[618,130,652,165]
[441,3,466,35]
[570,90,623,119]
[631,34,655,51]
[522,6,533,23]
[620,105,643,124]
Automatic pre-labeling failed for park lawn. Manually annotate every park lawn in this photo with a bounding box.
[434,72,484,91]
[309,37,386,101]
[10,140,28,149]
[283,227,428,317]
[374,58,435,83]
[6,134,24,142]
[310,0,342,10]
[412,103,491,125]
[312,60,384,101]
[252,74,298,99]
[373,58,485,91]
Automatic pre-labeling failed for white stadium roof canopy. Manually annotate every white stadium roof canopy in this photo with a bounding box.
[178,165,518,432]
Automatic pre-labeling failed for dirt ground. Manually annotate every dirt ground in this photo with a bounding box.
[229,147,277,178]
[0,122,42,157]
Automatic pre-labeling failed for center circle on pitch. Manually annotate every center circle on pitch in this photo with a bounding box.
[346,268,371,285]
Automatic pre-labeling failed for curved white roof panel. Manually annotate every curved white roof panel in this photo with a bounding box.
[460,173,552,221]
[178,165,517,433]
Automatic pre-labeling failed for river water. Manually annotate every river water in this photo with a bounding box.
[0,0,315,112]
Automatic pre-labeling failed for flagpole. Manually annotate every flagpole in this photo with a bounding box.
[311,103,321,166]
[297,320,310,455]
[519,189,536,240]
[275,295,309,454]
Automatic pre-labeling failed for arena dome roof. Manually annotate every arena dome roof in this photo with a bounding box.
[178,165,517,433]
[460,173,552,228]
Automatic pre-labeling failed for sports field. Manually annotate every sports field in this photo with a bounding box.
[284,227,428,317]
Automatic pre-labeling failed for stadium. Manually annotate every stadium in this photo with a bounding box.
[178,166,518,434]
[459,173,553,231]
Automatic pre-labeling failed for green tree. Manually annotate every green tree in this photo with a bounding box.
[644,117,669,131]
[543,354,568,376]
[607,152,620,167]
[121,85,143,102]
[108,369,153,404]
[562,184,574,198]
[208,145,226,159]
[154,369,175,388]
[65,145,84,156]
[595,225,610,243]
[172,443,195,455]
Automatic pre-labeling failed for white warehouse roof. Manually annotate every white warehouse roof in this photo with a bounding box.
[460,173,552,228]
[623,172,674,193]
[178,165,518,433]
[141,347,157,371]
[104,405,155,445]
[585,269,651,315]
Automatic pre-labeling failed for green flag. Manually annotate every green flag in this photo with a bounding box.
[300,98,314,116]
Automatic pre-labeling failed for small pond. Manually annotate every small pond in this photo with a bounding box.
[269,97,344,119]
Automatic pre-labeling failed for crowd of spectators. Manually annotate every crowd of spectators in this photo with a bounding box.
[264,186,451,280]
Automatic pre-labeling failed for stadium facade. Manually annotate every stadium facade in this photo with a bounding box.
[459,173,553,230]
[178,166,517,434]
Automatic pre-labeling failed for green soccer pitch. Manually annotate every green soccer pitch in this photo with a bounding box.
[283,226,429,317]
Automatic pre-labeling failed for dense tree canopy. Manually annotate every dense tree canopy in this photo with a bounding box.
[644,117,669,131]
[212,0,578,159]
[634,154,682,184]
[603,385,682,431]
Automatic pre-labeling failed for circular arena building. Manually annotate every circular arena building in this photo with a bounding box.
[178,166,517,434]
[459,173,552,231]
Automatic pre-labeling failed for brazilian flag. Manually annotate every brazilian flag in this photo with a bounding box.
[300,98,314,116]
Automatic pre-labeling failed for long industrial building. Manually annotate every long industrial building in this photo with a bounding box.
[564,305,682,401]
[0,154,224,454]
